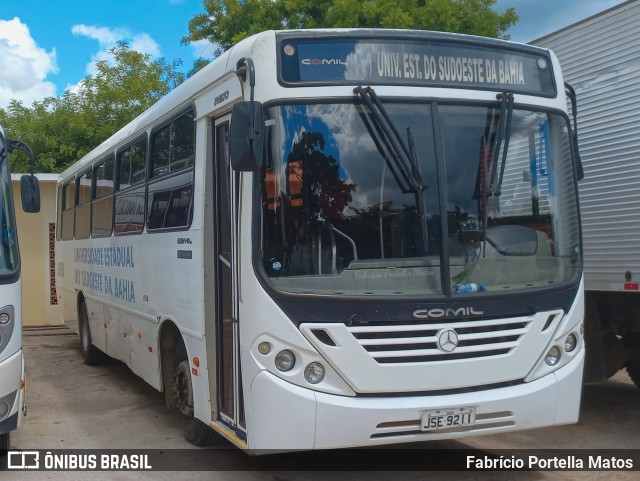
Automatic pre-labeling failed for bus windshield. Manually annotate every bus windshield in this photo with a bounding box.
[0,139,19,275]
[260,101,581,297]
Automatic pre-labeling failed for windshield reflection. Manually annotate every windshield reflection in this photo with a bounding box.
[259,102,580,297]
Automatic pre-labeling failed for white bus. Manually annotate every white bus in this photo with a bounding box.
[0,126,40,452]
[56,29,585,452]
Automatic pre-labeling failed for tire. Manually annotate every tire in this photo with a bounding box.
[172,342,219,446]
[623,333,640,390]
[79,299,102,365]
[627,361,640,390]
[0,432,9,457]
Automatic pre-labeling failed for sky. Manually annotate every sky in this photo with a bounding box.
[0,0,216,108]
[495,0,627,41]
[0,0,631,109]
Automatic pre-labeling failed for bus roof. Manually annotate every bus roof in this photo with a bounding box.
[59,28,553,181]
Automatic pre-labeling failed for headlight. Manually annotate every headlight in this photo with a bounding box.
[545,346,561,366]
[0,400,9,419]
[275,350,296,372]
[0,312,10,325]
[304,362,325,384]
[564,333,577,352]
[258,342,271,355]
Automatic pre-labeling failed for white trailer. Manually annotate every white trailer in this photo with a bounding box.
[535,0,640,387]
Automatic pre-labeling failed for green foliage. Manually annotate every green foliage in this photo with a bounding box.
[187,58,212,78]
[0,42,185,173]
[182,0,518,56]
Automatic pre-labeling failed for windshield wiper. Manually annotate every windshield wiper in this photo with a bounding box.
[356,104,413,194]
[354,87,427,192]
[489,91,515,197]
[353,86,429,251]
[480,91,515,257]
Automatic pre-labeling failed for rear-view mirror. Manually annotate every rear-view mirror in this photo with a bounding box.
[20,174,40,213]
[230,101,263,172]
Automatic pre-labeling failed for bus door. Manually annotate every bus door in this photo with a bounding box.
[213,116,245,432]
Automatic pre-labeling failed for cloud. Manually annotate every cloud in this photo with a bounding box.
[189,39,217,59]
[496,0,626,42]
[130,33,161,58]
[0,17,58,108]
[71,23,161,76]
[71,24,120,45]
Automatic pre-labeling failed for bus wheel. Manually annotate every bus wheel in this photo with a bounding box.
[79,299,102,365]
[172,345,217,446]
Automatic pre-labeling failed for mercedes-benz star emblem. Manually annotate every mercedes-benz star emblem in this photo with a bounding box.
[436,328,459,353]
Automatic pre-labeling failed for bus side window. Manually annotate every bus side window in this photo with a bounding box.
[114,190,145,235]
[60,180,75,241]
[115,138,147,235]
[92,155,114,237]
[147,109,195,231]
[147,178,193,230]
[75,170,92,240]
[56,183,63,241]
[117,138,147,190]
[150,109,195,179]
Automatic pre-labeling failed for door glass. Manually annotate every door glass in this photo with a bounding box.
[216,122,234,419]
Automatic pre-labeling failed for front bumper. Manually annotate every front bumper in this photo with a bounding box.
[0,349,25,435]
[248,347,584,451]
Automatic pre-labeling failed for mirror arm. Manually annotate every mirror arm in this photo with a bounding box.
[7,138,36,176]
[236,58,257,141]
[564,82,584,180]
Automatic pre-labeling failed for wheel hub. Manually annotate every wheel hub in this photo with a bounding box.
[172,360,194,418]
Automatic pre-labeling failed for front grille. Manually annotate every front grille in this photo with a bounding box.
[347,317,533,364]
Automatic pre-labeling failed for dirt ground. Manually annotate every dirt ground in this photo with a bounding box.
[4,330,640,480]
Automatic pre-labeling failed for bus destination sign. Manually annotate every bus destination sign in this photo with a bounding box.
[279,37,556,96]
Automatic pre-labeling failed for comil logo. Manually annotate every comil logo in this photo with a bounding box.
[7,451,40,469]
[413,307,484,319]
[300,58,347,66]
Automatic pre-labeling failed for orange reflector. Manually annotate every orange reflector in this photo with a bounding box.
[193,357,200,367]
[20,380,25,390]
[137,332,142,339]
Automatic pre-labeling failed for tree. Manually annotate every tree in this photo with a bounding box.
[287,130,355,222]
[182,0,518,57]
[0,42,184,173]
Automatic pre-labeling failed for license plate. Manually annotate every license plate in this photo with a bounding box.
[421,407,476,431]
